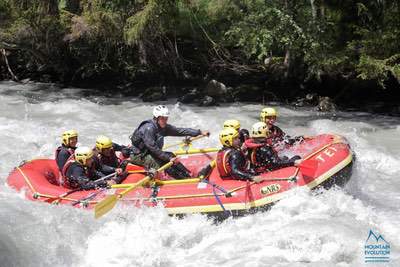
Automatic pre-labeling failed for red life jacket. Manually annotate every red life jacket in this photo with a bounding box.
[216,148,233,178]
[244,139,264,166]
[60,154,76,188]
[60,155,93,189]
[55,146,74,160]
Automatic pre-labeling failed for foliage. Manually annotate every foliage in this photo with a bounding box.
[0,0,399,87]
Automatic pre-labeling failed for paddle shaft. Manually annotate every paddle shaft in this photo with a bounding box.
[46,172,116,203]
[94,161,173,218]
[163,135,206,150]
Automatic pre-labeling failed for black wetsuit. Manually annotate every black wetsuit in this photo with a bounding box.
[55,145,76,171]
[239,129,250,143]
[130,119,201,162]
[129,119,201,179]
[269,124,302,145]
[251,145,300,171]
[220,147,257,181]
[64,162,108,190]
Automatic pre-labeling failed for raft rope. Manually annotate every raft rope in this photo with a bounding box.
[16,167,38,196]
[71,188,107,207]
[15,165,85,203]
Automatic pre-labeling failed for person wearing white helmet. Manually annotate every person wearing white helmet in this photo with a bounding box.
[129,105,210,179]
[245,122,301,172]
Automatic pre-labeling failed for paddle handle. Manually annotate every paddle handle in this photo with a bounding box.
[117,161,174,198]
[163,134,207,150]
[93,172,117,183]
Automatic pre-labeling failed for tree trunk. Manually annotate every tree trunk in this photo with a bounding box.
[40,0,59,16]
[1,49,19,81]
[138,40,148,65]
[284,49,291,78]
[310,0,317,21]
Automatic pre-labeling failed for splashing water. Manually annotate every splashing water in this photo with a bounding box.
[0,81,399,266]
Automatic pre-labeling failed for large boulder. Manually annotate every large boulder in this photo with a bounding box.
[205,79,228,97]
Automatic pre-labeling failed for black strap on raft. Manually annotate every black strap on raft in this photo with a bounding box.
[71,188,107,207]
[203,179,232,198]
[150,184,160,204]
[203,179,232,216]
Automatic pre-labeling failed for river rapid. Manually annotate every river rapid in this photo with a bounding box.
[0,81,399,267]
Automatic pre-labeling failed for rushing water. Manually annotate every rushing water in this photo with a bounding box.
[0,81,399,267]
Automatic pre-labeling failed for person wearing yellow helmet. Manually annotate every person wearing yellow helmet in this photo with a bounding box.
[60,146,113,190]
[94,135,128,184]
[95,135,129,168]
[244,122,301,172]
[55,130,78,172]
[260,107,304,146]
[216,128,262,183]
[259,107,287,144]
[223,119,249,143]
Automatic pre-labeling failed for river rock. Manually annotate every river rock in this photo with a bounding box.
[232,84,263,101]
[199,95,218,106]
[205,79,227,97]
[178,88,201,104]
[317,96,337,112]
[292,93,319,107]
[141,86,167,102]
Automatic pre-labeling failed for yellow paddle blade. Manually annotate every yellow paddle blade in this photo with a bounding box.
[94,194,118,219]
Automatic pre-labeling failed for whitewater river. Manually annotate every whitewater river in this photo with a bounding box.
[0,81,399,267]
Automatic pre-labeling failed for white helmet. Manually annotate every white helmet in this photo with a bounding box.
[251,122,269,138]
[153,105,170,118]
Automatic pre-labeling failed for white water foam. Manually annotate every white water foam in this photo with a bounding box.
[1,82,399,266]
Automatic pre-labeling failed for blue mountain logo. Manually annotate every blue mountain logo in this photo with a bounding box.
[365,230,389,244]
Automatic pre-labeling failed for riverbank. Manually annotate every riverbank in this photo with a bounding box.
[1,1,399,115]
[1,71,399,116]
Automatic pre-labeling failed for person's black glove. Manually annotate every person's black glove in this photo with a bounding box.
[114,171,128,184]
[81,182,96,190]
[121,147,131,158]
[120,160,129,171]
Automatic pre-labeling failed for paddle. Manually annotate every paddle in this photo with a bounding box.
[94,161,174,219]
[71,187,108,207]
[172,147,219,155]
[197,160,216,180]
[46,172,117,204]
[163,134,207,150]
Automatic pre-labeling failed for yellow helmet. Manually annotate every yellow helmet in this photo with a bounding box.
[260,107,277,122]
[74,146,94,166]
[95,135,113,152]
[251,122,269,138]
[223,119,241,131]
[62,130,78,146]
[219,128,239,147]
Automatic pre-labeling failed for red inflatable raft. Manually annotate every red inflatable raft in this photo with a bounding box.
[7,134,353,218]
